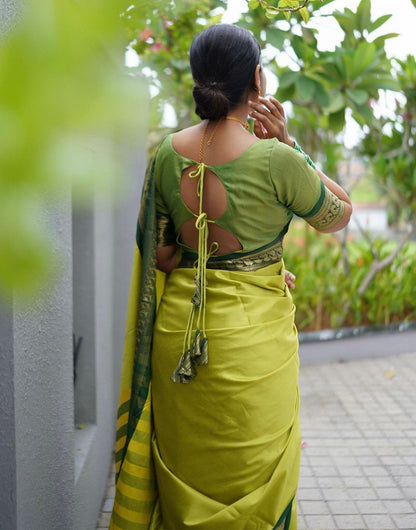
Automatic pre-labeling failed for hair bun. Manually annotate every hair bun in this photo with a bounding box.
[192,84,230,121]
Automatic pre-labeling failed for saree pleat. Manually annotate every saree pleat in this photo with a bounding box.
[150,262,300,529]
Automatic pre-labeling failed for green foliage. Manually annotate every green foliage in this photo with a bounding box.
[0,0,145,297]
[275,0,398,147]
[360,55,416,225]
[252,0,337,23]
[125,0,226,134]
[284,225,416,331]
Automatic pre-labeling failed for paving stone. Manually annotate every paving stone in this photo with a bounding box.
[297,514,307,530]
[312,465,340,477]
[298,476,319,488]
[350,447,375,456]
[388,465,414,476]
[327,500,358,515]
[333,514,366,529]
[337,465,364,477]
[362,465,390,476]
[395,476,416,488]
[401,487,416,500]
[300,466,315,478]
[375,447,399,456]
[299,500,331,515]
[343,476,371,488]
[304,514,336,530]
[376,487,406,500]
[355,456,381,466]
[317,476,345,488]
[298,488,324,501]
[392,447,414,456]
[392,513,416,529]
[330,447,355,457]
[383,500,414,514]
[347,488,378,501]
[322,488,350,501]
[381,456,406,466]
[368,475,398,488]
[355,499,389,514]
[308,456,333,466]
[304,446,330,456]
[362,514,396,529]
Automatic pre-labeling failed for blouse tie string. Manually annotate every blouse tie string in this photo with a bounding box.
[170,160,219,384]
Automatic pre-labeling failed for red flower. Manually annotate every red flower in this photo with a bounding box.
[151,42,163,52]
[139,27,153,41]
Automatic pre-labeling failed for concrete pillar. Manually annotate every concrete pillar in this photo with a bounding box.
[0,194,76,530]
[0,299,17,530]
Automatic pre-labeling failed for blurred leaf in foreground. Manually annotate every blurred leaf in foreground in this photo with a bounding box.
[0,0,146,298]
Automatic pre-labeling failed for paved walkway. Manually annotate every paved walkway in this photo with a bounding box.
[297,351,416,529]
[97,350,416,529]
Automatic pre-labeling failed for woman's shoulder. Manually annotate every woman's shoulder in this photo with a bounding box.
[268,137,312,171]
[155,126,200,159]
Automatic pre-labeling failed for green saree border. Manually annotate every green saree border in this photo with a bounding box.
[273,497,294,530]
[117,155,159,478]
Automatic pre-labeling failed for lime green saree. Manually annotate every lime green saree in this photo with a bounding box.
[110,136,345,530]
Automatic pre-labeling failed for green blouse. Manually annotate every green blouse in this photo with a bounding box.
[154,133,345,254]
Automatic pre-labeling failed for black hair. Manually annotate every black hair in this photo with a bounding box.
[190,24,262,121]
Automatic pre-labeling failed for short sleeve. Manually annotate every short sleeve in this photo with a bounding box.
[155,154,177,248]
[269,140,345,231]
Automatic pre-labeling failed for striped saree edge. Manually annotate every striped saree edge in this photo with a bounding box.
[110,390,156,529]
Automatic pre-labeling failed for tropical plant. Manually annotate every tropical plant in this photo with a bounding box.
[284,225,416,331]
[361,54,416,230]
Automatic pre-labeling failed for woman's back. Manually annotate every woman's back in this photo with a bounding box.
[171,122,258,254]
[155,125,337,258]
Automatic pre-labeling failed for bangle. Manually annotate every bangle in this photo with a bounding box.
[293,139,316,169]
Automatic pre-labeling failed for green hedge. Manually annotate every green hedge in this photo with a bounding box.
[284,223,416,331]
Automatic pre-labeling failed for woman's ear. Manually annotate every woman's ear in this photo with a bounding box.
[254,64,261,96]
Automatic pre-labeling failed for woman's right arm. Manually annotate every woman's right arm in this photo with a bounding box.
[315,168,352,233]
[249,96,352,234]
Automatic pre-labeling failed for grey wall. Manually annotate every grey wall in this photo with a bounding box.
[0,143,147,530]
[73,207,97,426]
[0,0,20,39]
[1,5,149,527]
[14,194,75,530]
[73,138,148,530]
[0,299,17,530]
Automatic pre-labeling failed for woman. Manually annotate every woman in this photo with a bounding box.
[110,24,352,530]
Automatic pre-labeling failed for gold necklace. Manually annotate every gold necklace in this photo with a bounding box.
[199,120,223,162]
[225,116,249,130]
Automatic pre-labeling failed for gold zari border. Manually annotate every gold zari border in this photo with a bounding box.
[305,188,345,231]
[179,240,283,272]
[156,214,176,247]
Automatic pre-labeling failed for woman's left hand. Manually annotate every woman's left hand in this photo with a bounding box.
[249,96,294,146]
[285,270,296,290]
